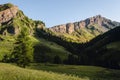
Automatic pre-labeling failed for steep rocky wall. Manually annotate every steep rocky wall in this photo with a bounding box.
[0,6,18,23]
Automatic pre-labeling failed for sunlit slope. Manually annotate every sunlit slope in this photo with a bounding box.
[0,63,88,80]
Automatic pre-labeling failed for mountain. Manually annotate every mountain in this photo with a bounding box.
[49,15,120,43]
[0,3,44,35]
[0,3,70,63]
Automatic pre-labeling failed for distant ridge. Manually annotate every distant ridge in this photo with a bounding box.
[49,15,120,42]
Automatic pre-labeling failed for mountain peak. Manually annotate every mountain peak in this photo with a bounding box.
[85,15,109,27]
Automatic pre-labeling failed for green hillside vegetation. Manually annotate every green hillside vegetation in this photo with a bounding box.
[0,10,37,61]
[53,26,99,43]
[57,28,95,43]
[0,35,16,60]
[0,3,120,69]
[39,26,120,68]
[0,3,71,66]
[34,38,70,63]
[50,23,110,43]
[29,63,120,80]
[79,26,120,69]
[0,63,88,80]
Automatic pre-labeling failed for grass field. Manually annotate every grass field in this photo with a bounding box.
[28,63,120,80]
[0,63,120,80]
[0,63,89,80]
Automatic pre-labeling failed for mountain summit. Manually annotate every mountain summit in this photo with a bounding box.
[49,15,120,42]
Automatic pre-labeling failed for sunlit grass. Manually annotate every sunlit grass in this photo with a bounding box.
[28,63,120,80]
[0,63,89,80]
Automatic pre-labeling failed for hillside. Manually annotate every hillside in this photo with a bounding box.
[49,15,120,43]
[0,63,88,80]
[79,26,120,69]
[0,3,70,63]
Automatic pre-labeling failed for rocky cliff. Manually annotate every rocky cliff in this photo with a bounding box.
[49,15,120,43]
[0,3,18,24]
[49,15,120,34]
[0,3,45,35]
[0,3,19,35]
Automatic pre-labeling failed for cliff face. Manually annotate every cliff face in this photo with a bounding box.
[0,4,20,35]
[49,15,120,34]
[0,5,18,24]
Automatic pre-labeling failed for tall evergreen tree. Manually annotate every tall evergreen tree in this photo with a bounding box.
[11,27,33,68]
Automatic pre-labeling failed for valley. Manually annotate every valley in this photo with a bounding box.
[0,3,120,80]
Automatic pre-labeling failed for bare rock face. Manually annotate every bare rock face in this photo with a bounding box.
[0,4,19,35]
[0,6,18,23]
[66,23,74,34]
[50,24,66,33]
[49,15,119,34]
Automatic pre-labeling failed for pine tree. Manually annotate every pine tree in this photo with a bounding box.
[11,28,33,68]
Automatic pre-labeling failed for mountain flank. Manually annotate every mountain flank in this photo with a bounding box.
[0,4,18,23]
[0,3,70,65]
[49,15,120,43]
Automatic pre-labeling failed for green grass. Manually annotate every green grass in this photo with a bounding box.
[36,38,70,60]
[28,63,120,80]
[0,63,88,80]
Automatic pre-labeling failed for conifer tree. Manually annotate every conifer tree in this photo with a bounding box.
[11,27,33,68]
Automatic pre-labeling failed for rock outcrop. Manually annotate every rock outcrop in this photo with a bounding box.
[0,4,19,35]
[0,5,18,23]
[49,15,120,34]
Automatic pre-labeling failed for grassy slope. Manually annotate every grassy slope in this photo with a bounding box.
[56,28,95,43]
[29,63,120,80]
[0,7,70,61]
[37,38,70,59]
[0,63,88,80]
[53,24,105,43]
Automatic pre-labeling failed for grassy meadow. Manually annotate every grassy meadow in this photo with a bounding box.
[28,63,120,80]
[0,63,89,80]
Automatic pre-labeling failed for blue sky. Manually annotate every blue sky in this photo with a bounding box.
[0,0,120,27]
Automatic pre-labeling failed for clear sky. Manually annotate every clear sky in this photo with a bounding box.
[0,0,120,27]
